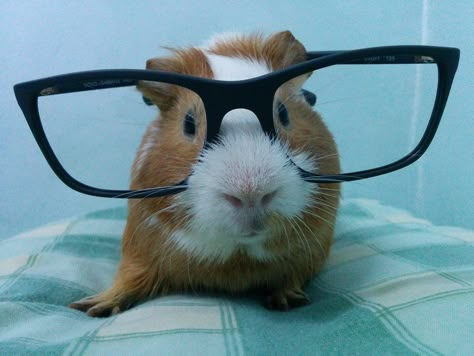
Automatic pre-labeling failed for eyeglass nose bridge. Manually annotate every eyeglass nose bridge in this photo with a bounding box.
[199,82,277,144]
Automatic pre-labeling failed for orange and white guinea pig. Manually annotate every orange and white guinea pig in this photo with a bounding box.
[70,30,341,317]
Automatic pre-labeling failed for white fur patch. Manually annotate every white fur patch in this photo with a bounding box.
[133,123,159,176]
[168,228,274,263]
[205,53,270,81]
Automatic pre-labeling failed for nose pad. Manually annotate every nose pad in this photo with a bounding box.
[219,108,263,136]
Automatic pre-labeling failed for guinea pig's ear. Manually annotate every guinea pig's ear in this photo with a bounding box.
[263,31,307,70]
[263,31,310,92]
[136,56,182,112]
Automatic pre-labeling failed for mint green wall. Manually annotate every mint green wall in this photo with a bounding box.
[1,1,472,237]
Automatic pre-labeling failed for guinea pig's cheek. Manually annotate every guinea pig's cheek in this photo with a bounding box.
[290,150,319,174]
[272,178,315,219]
[266,154,318,218]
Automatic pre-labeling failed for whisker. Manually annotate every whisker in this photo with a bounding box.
[288,216,313,272]
[272,215,291,255]
[315,191,341,198]
[302,207,337,229]
[317,186,342,191]
[309,194,339,209]
[295,214,327,262]
[303,209,337,228]
[294,216,315,272]
[305,202,338,219]
[313,191,341,201]
[315,152,341,161]
[316,95,374,107]
[307,195,339,212]
[279,92,300,107]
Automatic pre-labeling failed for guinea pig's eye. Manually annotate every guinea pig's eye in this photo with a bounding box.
[183,111,196,136]
[277,101,290,127]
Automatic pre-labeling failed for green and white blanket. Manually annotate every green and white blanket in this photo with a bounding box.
[1,199,473,355]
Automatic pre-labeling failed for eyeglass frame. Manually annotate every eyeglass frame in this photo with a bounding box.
[13,45,460,199]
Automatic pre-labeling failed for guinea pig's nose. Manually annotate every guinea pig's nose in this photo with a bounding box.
[223,190,277,209]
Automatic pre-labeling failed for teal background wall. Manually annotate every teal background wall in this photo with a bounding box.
[1,1,472,237]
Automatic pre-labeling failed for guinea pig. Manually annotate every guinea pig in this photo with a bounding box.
[69,30,341,317]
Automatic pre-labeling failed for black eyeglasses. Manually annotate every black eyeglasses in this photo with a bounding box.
[14,45,460,198]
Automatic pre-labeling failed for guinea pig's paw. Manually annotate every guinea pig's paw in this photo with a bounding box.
[69,292,137,317]
[264,286,311,311]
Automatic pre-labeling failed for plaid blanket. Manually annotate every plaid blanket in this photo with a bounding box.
[1,199,473,355]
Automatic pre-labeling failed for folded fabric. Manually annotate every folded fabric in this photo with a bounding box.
[0,199,473,355]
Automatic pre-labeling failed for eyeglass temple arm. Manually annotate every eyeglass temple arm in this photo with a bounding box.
[306,51,434,64]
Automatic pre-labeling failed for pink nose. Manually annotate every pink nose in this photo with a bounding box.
[223,190,277,209]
